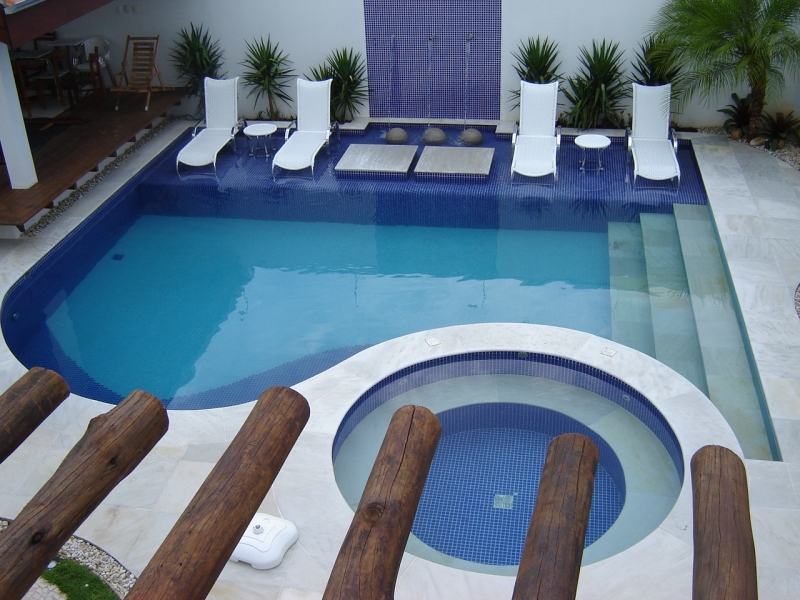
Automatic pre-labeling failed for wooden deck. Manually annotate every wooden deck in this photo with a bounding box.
[0,90,185,230]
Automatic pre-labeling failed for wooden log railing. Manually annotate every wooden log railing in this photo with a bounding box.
[0,367,70,465]
[513,433,599,600]
[0,390,168,600]
[323,405,441,600]
[126,386,310,600]
[692,445,757,600]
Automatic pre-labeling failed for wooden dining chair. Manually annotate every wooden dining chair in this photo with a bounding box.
[110,35,166,111]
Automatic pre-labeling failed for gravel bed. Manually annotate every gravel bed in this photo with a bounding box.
[0,519,136,598]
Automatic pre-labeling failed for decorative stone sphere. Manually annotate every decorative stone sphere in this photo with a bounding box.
[460,128,483,146]
[729,127,744,140]
[423,127,447,145]
[385,127,409,144]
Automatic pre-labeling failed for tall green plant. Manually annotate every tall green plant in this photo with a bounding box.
[562,40,628,129]
[240,36,295,120]
[652,0,800,140]
[631,35,685,102]
[307,48,367,123]
[509,36,562,106]
[170,23,224,115]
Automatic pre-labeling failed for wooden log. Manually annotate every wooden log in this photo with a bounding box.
[0,390,168,600]
[513,433,599,600]
[692,445,757,600]
[0,368,70,465]
[126,386,309,600]
[323,405,441,600]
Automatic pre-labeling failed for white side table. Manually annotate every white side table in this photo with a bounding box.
[575,134,611,171]
[244,123,278,159]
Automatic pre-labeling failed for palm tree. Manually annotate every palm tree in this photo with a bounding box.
[652,0,800,140]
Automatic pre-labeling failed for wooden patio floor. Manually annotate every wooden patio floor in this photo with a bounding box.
[0,90,185,230]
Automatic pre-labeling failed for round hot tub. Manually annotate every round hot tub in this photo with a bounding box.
[333,351,684,575]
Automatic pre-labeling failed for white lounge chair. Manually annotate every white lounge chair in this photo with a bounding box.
[176,77,240,175]
[511,80,560,182]
[272,78,333,178]
[629,83,680,186]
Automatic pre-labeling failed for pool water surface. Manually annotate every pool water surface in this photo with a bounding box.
[26,217,610,406]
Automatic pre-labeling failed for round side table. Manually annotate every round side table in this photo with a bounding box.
[575,134,611,171]
[244,123,278,159]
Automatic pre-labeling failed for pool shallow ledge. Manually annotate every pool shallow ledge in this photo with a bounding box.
[289,323,741,596]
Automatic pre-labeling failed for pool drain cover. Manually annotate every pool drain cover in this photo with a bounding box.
[493,494,514,509]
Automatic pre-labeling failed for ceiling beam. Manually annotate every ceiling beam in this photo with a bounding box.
[1,0,115,48]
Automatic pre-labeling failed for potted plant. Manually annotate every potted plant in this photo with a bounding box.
[307,47,367,123]
[170,23,225,115]
[562,40,628,129]
[509,36,562,106]
[240,36,295,120]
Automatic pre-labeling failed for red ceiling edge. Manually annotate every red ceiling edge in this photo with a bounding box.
[1,0,115,48]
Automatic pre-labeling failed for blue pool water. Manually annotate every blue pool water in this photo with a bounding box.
[3,125,708,409]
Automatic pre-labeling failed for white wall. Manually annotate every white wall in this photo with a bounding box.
[58,0,800,126]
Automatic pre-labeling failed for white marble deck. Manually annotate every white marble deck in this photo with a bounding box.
[415,147,495,176]
[334,143,418,174]
[1,127,800,599]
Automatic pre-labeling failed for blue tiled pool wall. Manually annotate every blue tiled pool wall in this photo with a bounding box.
[363,0,501,120]
[410,402,625,564]
[1,145,166,386]
[332,351,685,483]
[137,127,708,235]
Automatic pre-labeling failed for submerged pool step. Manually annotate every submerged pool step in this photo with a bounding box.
[673,204,773,460]
[607,222,655,358]
[639,213,708,394]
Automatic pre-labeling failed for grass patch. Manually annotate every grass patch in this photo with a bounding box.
[41,559,119,600]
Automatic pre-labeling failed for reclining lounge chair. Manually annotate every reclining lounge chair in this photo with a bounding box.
[629,83,680,187]
[272,78,332,179]
[511,80,560,182]
[176,77,240,175]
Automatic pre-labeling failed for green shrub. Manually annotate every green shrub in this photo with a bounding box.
[562,40,628,129]
[307,48,367,123]
[240,36,295,120]
[509,37,562,106]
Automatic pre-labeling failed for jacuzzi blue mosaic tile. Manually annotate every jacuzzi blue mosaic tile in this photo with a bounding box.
[332,351,684,483]
[363,0,501,120]
[410,402,625,565]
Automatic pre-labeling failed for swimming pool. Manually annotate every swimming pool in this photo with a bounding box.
[0,124,776,459]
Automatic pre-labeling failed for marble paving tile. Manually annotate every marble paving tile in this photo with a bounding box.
[273,432,336,495]
[277,589,324,600]
[104,451,183,510]
[274,482,353,573]
[751,506,800,570]
[118,509,181,574]
[394,558,515,600]
[714,213,767,237]
[762,216,800,239]
[182,441,230,463]
[756,565,800,600]
[773,418,800,463]
[577,529,692,600]
[746,460,799,510]
[761,376,800,421]
[280,542,332,594]
[208,580,281,600]
[74,504,154,568]
[719,234,775,260]
[152,459,215,513]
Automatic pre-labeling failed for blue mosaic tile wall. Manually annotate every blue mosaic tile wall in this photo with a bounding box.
[411,402,625,564]
[364,0,501,120]
[332,351,684,483]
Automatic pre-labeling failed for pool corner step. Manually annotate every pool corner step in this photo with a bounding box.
[607,222,655,358]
